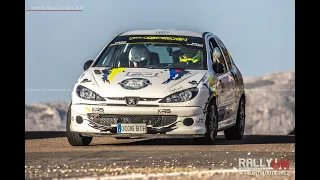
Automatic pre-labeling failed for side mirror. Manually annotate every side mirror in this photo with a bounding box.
[213,63,225,74]
[83,60,93,71]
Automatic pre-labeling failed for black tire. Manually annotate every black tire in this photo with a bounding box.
[194,100,218,144]
[66,104,92,146]
[224,97,245,140]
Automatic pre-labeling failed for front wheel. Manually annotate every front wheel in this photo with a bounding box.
[224,97,245,140]
[66,104,92,146]
[194,101,218,144]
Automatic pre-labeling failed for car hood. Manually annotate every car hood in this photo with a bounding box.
[78,67,207,98]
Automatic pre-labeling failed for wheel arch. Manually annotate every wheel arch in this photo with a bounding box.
[205,95,218,110]
[240,93,246,106]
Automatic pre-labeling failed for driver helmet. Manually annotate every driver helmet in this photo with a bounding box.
[128,45,151,67]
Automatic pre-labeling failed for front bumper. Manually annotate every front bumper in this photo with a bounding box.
[70,104,206,136]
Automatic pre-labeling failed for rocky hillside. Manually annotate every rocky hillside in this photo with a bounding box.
[25,71,295,135]
[243,71,295,135]
[25,100,69,131]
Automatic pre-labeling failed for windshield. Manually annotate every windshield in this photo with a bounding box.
[93,35,207,70]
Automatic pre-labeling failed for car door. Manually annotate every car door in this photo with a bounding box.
[215,37,238,119]
[208,38,235,122]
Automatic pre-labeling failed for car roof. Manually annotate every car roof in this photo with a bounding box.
[120,29,205,38]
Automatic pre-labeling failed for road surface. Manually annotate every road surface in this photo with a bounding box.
[25,134,295,180]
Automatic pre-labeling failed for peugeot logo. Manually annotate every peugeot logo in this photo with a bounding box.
[125,97,139,106]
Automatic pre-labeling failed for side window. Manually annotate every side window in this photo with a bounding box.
[209,38,227,74]
[216,38,232,70]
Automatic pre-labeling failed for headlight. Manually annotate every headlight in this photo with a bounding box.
[76,85,105,101]
[159,88,198,103]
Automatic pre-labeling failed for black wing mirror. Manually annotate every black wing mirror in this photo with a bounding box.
[213,62,225,74]
[83,60,94,71]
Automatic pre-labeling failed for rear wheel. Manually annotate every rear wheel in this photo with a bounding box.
[224,97,245,140]
[66,104,92,146]
[194,100,218,144]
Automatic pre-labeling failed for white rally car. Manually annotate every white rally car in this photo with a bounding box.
[67,29,246,146]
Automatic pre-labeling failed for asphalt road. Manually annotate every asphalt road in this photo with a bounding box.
[25,134,295,180]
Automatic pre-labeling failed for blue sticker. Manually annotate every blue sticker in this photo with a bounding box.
[117,124,122,133]
[162,69,191,84]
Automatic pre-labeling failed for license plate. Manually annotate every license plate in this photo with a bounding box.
[117,123,147,134]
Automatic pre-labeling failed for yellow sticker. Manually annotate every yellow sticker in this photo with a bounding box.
[108,68,126,82]
[179,57,199,63]
[208,76,217,96]
[102,68,126,83]
[85,106,91,112]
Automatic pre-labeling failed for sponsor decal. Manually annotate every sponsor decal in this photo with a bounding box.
[119,78,151,90]
[155,30,170,34]
[109,41,127,46]
[129,36,188,42]
[102,67,126,83]
[85,106,91,112]
[158,109,171,115]
[169,85,184,93]
[186,42,203,47]
[92,107,104,113]
[125,72,159,78]
[114,41,126,45]
[162,69,191,84]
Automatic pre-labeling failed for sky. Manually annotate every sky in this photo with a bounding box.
[25,0,295,104]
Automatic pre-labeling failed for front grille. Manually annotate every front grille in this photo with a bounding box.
[87,114,178,127]
[104,104,159,107]
[106,97,161,101]
[106,97,125,100]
